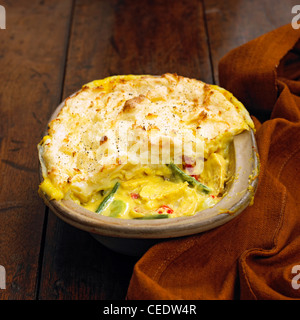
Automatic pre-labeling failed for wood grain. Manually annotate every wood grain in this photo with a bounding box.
[0,0,73,299]
[62,0,212,98]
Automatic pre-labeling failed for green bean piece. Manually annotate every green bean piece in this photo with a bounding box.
[167,162,210,194]
[109,199,126,218]
[95,181,120,214]
[134,214,169,220]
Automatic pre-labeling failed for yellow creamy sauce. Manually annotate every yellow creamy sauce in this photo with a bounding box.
[38,74,253,219]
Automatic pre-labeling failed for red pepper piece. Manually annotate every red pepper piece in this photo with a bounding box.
[156,205,174,214]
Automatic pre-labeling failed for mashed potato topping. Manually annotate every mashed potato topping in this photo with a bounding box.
[38,74,254,219]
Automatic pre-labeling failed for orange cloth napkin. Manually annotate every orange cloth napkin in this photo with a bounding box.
[127,25,300,300]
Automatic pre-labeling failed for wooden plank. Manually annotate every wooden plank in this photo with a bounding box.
[38,0,212,299]
[203,0,300,85]
[0,0,73,299]
[62,0,213,97]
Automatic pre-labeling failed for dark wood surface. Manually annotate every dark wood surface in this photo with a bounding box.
[0,0,298,300]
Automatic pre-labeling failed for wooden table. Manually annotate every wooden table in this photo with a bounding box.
[0,0,298,300]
